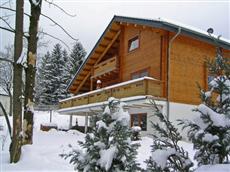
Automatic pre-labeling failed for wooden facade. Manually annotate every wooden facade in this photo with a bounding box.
[60,16,230,109]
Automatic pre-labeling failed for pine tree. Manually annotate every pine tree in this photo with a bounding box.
[69,41,86,78]
[35,42,85,105]
[61,98,140,172]
[61,49,71,98]
[145,101,193,172]
[36,44,70,105]
[179,48,230,165]
[37,51,53,105]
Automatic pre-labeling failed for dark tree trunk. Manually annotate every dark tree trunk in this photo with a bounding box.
[9,93,13,116]
[10,0,24,163]
[23,0,42,145]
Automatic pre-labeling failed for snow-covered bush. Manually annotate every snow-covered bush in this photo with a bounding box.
[179,48,230,165]
[146,101,193,172]
[131,126,141,141]
[61,97,140,171]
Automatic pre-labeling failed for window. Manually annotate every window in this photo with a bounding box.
[131,69,149,79]
[130,113,147,131]
[128,36,139,52]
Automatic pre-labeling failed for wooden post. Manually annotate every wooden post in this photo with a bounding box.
[90,77,93,91]
[84,113,88,133]
[69,115,73,129]
[49,110,52,123]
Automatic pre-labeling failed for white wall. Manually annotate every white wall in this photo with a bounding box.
[169,102,199,140]
[127,100,199,140]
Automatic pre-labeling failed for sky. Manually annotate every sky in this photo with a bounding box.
[0,0,229,56]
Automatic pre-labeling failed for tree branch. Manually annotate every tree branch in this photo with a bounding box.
[0,0,11,7]
[0,25,15,33]
[39,31,70,50]
[0,6,77,41]
[44,0,76,17]
[41,13,78,41]
[0,57,14,64]
[0,16,15,31]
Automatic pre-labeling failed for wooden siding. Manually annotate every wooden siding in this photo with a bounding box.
[121,26,162,82]
[169,34,217,104]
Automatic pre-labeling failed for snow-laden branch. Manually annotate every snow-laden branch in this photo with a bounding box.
[30,0,41,7]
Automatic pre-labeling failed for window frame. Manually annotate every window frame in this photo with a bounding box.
[131,68,150,80]
[128,35,140,53]
[130,113,147,131]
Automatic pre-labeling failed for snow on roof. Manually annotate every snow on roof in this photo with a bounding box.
[60,77,157,103]
[58,95,149,115]
[159,18,230,43]
[115,15,230,45]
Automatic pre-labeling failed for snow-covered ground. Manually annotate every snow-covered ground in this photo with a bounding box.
[0,111,198,171]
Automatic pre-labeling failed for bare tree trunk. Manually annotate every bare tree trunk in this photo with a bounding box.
[9,93,13,116]
[23,0,42,145]
[10,0,24,163]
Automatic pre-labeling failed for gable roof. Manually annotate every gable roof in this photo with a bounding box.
[67,15,230,94]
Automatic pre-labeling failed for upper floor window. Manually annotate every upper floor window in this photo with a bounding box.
[128,36,139,52]
[131,69,149,79]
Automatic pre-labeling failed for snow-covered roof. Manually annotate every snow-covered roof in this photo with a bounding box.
[67,15,230,92]
[61,76,157,103]
[115,15,230,46]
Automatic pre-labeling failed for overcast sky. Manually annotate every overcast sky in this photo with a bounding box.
[1,0,229,56]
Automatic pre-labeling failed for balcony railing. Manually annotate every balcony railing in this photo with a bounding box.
[93,56,118,78]
[59,77,162,109]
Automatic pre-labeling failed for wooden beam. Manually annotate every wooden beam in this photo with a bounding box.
[95,50,103,54]
[74,72,91,94]
[104,37,113,41]
[95,30,121,65]
[99,44,107,48]
[110,28,119,33]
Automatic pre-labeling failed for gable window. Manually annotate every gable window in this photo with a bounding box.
[128,36,139,52]
[130,113,147,131]
[131,68,149,79]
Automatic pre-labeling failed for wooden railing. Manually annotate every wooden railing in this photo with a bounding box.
[93,56,118,78]
[59,77,162,109]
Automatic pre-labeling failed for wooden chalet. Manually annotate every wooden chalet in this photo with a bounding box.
[58,16,230,134]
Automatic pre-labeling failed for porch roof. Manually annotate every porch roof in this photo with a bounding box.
[58,95,165,116]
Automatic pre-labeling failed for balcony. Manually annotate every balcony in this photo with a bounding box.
[93,56,119,79]
[59,77,162,109]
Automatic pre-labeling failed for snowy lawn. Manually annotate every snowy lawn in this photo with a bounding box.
[1,111,196,171]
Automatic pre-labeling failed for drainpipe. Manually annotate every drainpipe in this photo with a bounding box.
[166,27,181,120]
